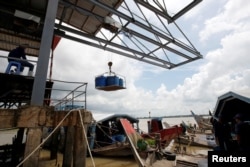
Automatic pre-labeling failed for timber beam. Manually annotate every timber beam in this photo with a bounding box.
[0,105,93,129]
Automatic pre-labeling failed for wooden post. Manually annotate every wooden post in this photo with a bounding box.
[23,127,42,167]
[19,105,45,167]
[50,128,60,160]
[73,125,87,167]
[63,126,74,167]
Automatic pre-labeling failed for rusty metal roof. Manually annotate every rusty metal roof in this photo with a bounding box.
[0,0,122,56]
[57,0,123,35]
[0,0,203,69]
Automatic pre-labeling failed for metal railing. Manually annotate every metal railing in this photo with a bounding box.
[47,79,88,111]
[0,55,88,110]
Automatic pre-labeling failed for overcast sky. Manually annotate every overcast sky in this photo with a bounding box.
[1,0,250,118]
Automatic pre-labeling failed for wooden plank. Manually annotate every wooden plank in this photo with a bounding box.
[0,107,93,128]
[17,106,44,127]
[0,109,17,128]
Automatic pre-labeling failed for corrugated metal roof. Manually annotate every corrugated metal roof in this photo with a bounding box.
[57,0,123,35]
[0,28,41,56]
[0,0,123,57]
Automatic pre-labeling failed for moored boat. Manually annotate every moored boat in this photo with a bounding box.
[120,118,190,167]
[190,110,213,132]
[142,118,183,147]
[88,113,140,157]
[175,133,217,148]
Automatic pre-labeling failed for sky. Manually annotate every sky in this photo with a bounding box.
[1,0,250,118]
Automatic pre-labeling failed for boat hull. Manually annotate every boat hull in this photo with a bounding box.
[91,143,132,157]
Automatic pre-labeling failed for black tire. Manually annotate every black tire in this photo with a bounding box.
[163,151,176,161]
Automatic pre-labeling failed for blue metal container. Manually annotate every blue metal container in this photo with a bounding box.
[95,76,106,87]
[106,76,119,86]
[119,78,123,87]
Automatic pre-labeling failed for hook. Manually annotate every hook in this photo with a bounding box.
[108,61,112,73]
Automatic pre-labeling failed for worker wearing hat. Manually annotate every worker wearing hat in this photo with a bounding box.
[8,44,34,76]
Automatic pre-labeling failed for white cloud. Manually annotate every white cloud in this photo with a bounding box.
[200,0,250,41]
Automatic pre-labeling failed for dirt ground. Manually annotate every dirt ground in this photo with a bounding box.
[39,149,138,167]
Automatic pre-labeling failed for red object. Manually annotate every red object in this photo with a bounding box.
[143,118,183,143]
[120,118,137,135]
[157,126,183,142]
[51,35,61,50]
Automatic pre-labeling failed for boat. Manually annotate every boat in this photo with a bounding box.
[181,120,209,134]
[120,119,207,167]
[175,133,217,148]
[88,115,184,157]
[190,110,213,132]
[88,114,140,157]
[142,118,183,148]
[141,118,183,149]
[177,122,216,148]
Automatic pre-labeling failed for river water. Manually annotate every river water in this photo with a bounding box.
[0,117,210,167]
